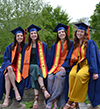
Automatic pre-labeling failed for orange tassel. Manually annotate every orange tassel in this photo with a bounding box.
[68,26,70,37]
[88,26,90,40]
[27,28,28,41]
[24,30,26,42]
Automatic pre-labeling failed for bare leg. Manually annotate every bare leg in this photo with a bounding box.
[38,76,50,99]
[33,89,39,108]
[53,99,58,108]
[2,73,11,107]
[7,66,21,101]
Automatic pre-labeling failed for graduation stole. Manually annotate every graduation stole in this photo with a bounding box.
[70,47,78,67]
[22,43,32,79]
[78,43,86,63]
[12,45,22,83]
[22,41,48,79]
[15,47,22,83]
[37,41,48,78]
[48,40,62,74]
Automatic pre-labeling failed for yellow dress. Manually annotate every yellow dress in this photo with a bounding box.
[68,43,90,102]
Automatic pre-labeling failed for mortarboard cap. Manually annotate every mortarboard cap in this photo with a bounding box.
[53,23,70,36]
[75,22,91,31]
[27,24,41,33]
[53,23,68,32]
[11,26,24,35]
[75,22,91,39]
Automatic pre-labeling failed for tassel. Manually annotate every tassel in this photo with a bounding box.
[88,26,90,40]
[68,26,70,37]
[27,28,28,41]
[24,30,26,42]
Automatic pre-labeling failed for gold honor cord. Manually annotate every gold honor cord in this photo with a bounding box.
[37,41,48,78]
[78,43,86,64]
[16,50,22,83]
[48,41,62,74]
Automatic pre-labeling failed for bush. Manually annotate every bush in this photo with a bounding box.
[0,55,3,66]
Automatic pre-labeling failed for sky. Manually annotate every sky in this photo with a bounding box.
[44,0,100,23]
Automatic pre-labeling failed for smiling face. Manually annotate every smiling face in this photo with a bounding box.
[30,31,38,41]
[76,29,85,40]
[58,29,66,41]
[16,33,24,44]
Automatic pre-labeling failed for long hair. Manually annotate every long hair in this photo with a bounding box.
[55,31,72,50]
[26,32,40,49]
[73,30,88,50]
[11,35,25,51]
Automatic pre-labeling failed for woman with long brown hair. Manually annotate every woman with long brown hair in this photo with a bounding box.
[63,22,100,109]
[0,27,26,108]
[22,24,50,109]
[46,23,73,109]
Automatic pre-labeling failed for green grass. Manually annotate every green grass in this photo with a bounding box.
[22,100,34,108]
[84,94,91,104]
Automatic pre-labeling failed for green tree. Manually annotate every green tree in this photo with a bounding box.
[34,4,72,49]
[0,0,43,53]
[0,0,71,53]
[89,2,100,48]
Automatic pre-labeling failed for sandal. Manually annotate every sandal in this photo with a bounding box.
[53,99,58,109]
[53,106,57,109]
[32,94,39,109]
[41,86,50,99]
[13,87,21,101]
[2,96,10,107]
[70,102,78,108]
[63,101,72,109]
[46,102,52,109]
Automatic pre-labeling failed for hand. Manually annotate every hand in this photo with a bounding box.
[59,67,65,72]
[92,73,99,80]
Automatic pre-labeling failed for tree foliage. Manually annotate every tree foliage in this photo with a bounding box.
[89,2,100,48]
[0,0,72,53]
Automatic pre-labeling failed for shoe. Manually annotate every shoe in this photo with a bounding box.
[53,106,57,109]
[53,99,58,109]
[70,102,78,108]
[41,86,51,99]
[46,102,52,109]
[13,87,21,101]
[2,96,10,107]
[63,101,72,109]
[32,95,39,109]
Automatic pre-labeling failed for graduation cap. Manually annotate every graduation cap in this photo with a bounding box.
[75,22,91,39]
[27,24,41,33]
[11,26,24,35]
[53,23,70,36]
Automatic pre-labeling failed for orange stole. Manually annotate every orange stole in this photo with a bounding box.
[22,41,48,79]
[4,44,22,83]
[4,44,17,75]
[22,43,32,79]
[70,47,78,67]
[37,41,48,78]
[48,40,62,74]
[54,40,68,74]
[78,43,86,63]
